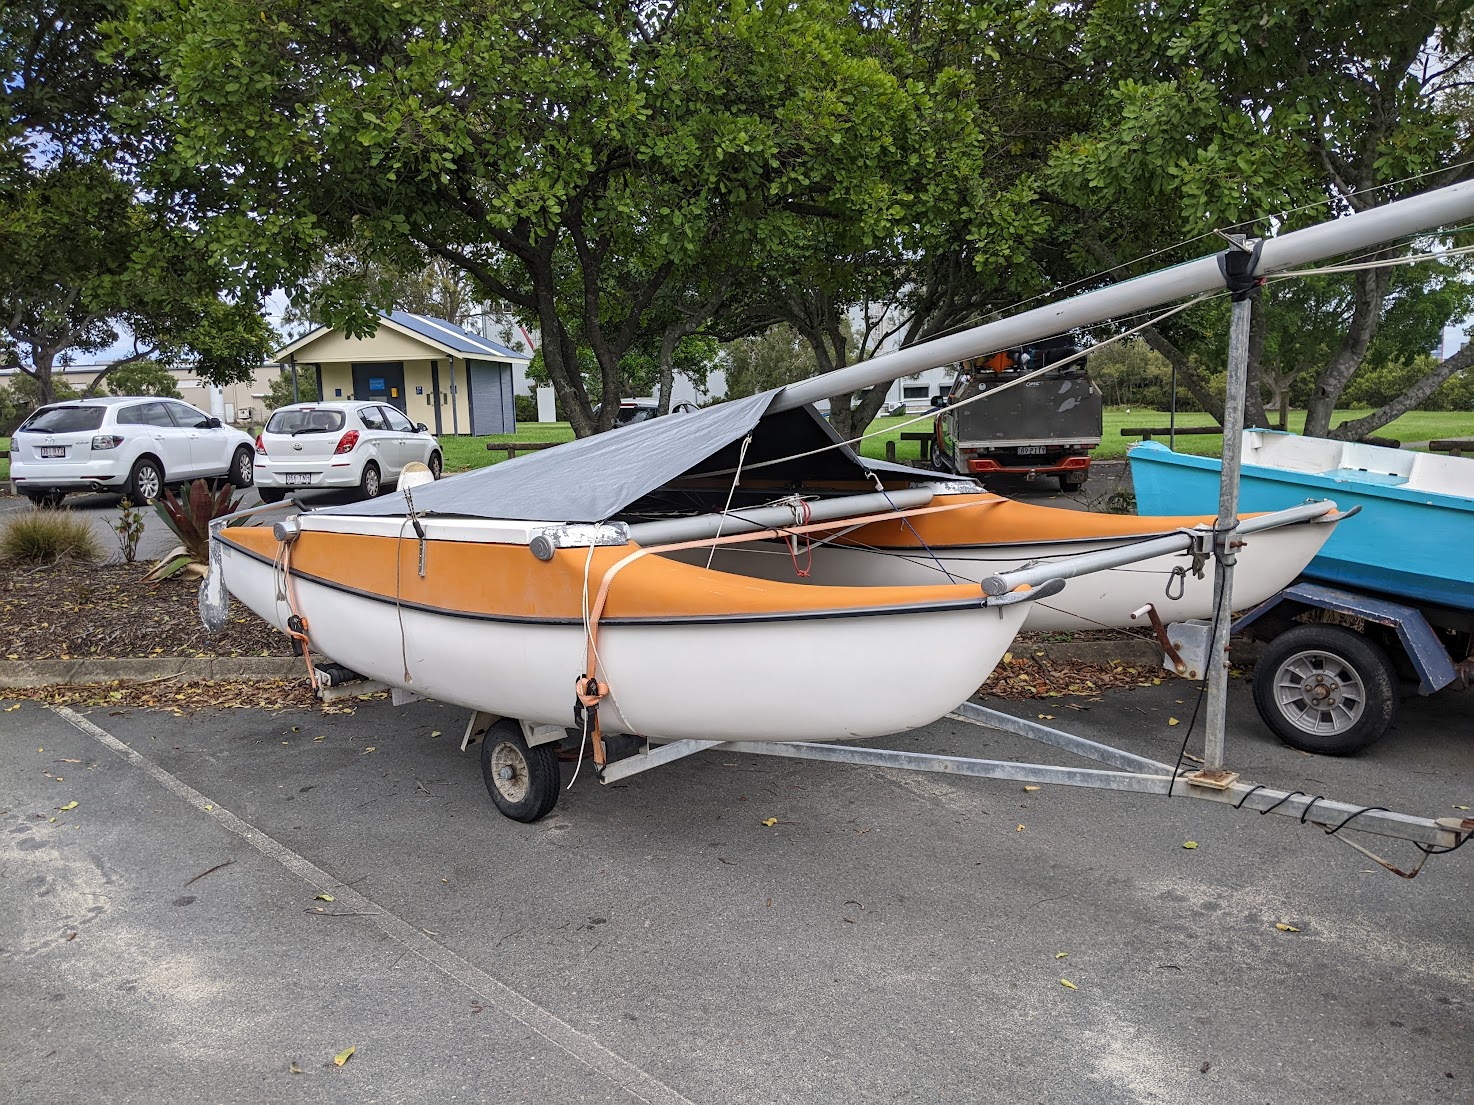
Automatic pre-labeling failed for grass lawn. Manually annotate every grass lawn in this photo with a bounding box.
[438,423,575,472]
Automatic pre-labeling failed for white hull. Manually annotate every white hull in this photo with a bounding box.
[670,522,1334,632]
[219,540,1030,743]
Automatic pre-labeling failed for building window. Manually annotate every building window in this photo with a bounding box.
[902,385,929,400]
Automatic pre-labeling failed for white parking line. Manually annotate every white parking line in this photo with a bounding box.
[51,704,695,1105]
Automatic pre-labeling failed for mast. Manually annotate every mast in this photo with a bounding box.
[771,180,1474,413]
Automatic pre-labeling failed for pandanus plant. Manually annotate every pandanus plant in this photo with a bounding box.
[145,479,242,582]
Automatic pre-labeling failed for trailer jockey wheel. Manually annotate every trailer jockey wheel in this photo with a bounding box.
[1251,624,1397,756]
[480,719,562,822]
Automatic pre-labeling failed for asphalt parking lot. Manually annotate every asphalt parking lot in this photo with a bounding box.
[3,678,1469,1105]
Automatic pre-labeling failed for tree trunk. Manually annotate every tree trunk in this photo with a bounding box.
[1303,266,1388,437]
[1243,293,1270,429]
[1331,342,1474,441]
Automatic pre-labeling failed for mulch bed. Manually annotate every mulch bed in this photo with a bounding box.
[5,679,371,714]
[977,652,1161,701]
[2,559,290,661]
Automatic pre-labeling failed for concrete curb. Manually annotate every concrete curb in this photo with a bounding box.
[0,656,302,689]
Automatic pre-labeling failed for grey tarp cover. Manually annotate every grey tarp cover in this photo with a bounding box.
[317,391,954,523]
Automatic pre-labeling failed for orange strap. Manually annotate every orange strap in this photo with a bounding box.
[280,542,319,690]
[575,496,987,745]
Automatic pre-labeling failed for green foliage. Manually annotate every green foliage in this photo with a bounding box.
[102,360,182,398]
[721,326,821,400]
[110,498,146,563]
[0,374,80,433]
[154,479,241,566]
[1343,359,1474,412]
[0,508,103,564]
[264,369,318,411]
[0,3,274,407]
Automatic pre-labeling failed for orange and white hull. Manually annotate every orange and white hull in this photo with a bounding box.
[673,494,1338,632]
[214,514,1033,743]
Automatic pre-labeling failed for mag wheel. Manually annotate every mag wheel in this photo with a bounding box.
[1251,623,1397,755]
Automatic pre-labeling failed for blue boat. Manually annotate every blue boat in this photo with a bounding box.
[1129,430,1474,613]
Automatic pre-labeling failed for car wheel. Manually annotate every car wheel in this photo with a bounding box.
[127,457,164,504]
[359,461,382,499]
[22,489,66,509]
[1251,623,1397,755]
[257,487,286,504]
[229,446,255,488]
[428,451,443,480]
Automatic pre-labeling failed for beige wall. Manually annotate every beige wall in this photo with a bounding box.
[315,357,478,436]
[286,324,433,364]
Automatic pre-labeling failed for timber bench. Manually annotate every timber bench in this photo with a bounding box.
[1120,426,1223,441]
[485,440,561,460]
[1429,438,1474,457]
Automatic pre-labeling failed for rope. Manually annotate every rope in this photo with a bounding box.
[705,433,752,570]
[869,472,957,583]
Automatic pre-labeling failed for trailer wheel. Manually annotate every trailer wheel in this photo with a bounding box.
[1251,624,1397,756]
[479,719,561,822]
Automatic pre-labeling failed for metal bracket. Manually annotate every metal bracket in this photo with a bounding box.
[1132,603,1191,676]
[461,710,499,752]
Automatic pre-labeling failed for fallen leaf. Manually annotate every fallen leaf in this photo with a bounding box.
[1455,805,1470,811]
[761,817,777,827]
[1060,979,1077,990]
[203,805,214,811]
[314,894,335,902]
[57,801,78,812]
[1016,824,1025,832]
[1168,717,1180,726]
[1037,714,1055,720]
[430,730,442,738]
[289,1062,303,1075]
[313,735,326,742]
[1055,952,1068,959]
[1182,841,1198,849]
[290,726,300,733]
[362,747,377,755]
[4,704,22,712]
[333,1045,355,1067]
[1274,922,1300,933]
[1023,786,1041,793]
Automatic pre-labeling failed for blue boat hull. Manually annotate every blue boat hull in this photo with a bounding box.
[1129,438,1474,613]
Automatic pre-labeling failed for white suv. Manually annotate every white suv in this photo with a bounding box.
[9,396,257,507]
[254,401,443,502]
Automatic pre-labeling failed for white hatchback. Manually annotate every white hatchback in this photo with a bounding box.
[254,401,443,502]
[9,396,257,506]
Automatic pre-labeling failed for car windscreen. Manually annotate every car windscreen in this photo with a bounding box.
[18,406,107,433]
[265,408,346,434]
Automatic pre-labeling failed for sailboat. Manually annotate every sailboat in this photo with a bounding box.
[203,181,1474,764]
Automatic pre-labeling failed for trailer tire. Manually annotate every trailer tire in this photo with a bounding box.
[1251,624,1397,756]
[480,719,561,822]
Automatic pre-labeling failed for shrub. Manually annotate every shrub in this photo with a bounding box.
[156,479,241,564]
[0,508,103,564]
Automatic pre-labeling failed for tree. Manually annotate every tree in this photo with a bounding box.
[99,359,182,398]
[1047,0,1474,439]
[721,325,822,401]
[1,2,275,407]
[264,368,318,412]
[116,0,966,436]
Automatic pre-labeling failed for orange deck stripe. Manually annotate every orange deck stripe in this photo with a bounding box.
[222,525,984,620]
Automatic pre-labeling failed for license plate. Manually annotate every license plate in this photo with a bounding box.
[285,473,313,487]
[39,446,66,458]
[1016,444,1047,455]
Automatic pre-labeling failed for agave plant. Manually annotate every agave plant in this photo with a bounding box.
[145,480,242,582]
